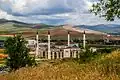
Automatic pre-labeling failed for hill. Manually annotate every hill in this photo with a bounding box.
[63,25,105,35]
[0,19,30,25]
[0,19,55,32]
[76,24,120,35]
[0,19,120,35]
[21,27,105,40]
[0,19,120,40]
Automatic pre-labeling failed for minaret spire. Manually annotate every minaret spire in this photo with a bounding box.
[83,30,86,49]
[68,31,70,47]
[48,30,51,59]
[36,31,39,56]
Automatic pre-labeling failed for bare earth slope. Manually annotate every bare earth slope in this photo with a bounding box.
[63,25,105,35]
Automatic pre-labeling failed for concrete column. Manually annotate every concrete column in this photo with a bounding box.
[45,52,48,59]
[83,31,86,49]
[68,31,70,47]
[62,52,64,58]
[77,51,80,58]
[73,51,77,58]
[64,49,71,58]
[71,51,74,58]
[72,51,74,58]
[48,31,51,59]
[56,52,59,59]
[38,51,41,58]
[36,32,39,56]
[52,52,55,59]
[42,51,45,58]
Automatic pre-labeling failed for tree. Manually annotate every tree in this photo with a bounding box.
[4,34,36,71]
[90,0,120,21]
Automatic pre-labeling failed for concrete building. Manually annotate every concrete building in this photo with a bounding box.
[27,31,82,60]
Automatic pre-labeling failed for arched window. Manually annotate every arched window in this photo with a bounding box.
[58,52,60,59]
[43,51,45,58]
[54,52,57,59]
[62,52,64,58]
[70,51,72,58]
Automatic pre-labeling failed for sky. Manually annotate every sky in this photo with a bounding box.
[0,0,120,25]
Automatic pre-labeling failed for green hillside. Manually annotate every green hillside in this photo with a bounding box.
[0,19,55,34]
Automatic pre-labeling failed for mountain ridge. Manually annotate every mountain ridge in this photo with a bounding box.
[0,19,120,34]
[75,24,120,34]
[0,19,55,29]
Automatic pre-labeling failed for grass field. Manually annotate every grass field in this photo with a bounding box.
[0,50,120,80]
[0,23,32,31]
[0,36,9,40]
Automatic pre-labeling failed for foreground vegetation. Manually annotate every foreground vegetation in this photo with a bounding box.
[0,50,120,80]
[4,35,36,70]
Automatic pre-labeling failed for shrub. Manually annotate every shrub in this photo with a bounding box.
[4,34,36,71]
[98,48,115,53]
[78,48,100,63]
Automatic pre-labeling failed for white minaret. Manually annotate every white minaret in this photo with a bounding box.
[68,31,70,47]
[83,30,86,49]
[48,31,51,59]
[36,32,39,56]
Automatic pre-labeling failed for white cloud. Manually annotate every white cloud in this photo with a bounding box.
[0,9,14,19]
[0,0,120,25]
